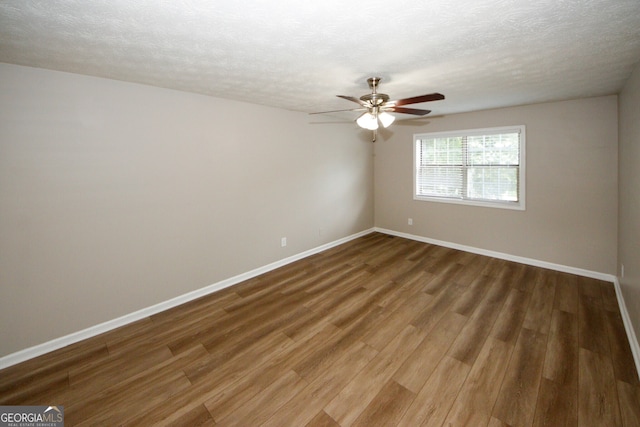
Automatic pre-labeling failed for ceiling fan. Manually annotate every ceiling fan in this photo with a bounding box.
[310,77,444,141]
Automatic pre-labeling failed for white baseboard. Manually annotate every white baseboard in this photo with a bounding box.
[613,278,640,382]
[0,228,375,370]
[375,227,616,282]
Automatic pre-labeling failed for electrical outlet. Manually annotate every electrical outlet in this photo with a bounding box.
[408,218,413,226]
[281,237,287,247]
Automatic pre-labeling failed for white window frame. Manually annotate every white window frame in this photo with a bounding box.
[413,125,526,210]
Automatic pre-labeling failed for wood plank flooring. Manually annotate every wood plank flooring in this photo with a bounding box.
[1,232,639,426]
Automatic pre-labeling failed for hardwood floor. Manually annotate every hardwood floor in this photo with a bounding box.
[1,232,639,426]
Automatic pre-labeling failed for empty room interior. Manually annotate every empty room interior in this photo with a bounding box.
[1,1,640,426]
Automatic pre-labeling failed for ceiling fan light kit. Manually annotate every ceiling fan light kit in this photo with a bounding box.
[356,112,379,130]
[378,111,396,128]
[311,77,444,141]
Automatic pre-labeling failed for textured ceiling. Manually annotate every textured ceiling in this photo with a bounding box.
[1,0,640,118]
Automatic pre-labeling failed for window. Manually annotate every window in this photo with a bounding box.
[414,126,525,210]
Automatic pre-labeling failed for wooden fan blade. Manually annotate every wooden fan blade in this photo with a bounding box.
[389,93,445,106]
[309,107,367,115]
[337,95,369,106]
[388,107,432,116]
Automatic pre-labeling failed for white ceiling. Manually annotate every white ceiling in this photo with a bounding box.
[1,0,640,119]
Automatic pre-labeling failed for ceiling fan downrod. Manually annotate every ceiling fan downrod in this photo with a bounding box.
[368,77,381,92]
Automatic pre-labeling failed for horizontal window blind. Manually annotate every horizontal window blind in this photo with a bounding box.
[414,126,525,209]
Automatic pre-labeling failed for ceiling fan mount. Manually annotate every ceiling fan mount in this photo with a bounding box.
[359,77,389,105]
[310,77,445,142]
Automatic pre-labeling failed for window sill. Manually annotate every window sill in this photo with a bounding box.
[413,195,525,211]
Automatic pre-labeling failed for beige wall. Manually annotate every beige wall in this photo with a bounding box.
[0,63,374,357]
[619,62,640,343]
[374,96,618,274]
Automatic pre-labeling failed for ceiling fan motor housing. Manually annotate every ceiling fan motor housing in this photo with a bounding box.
[360,92,389,105]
